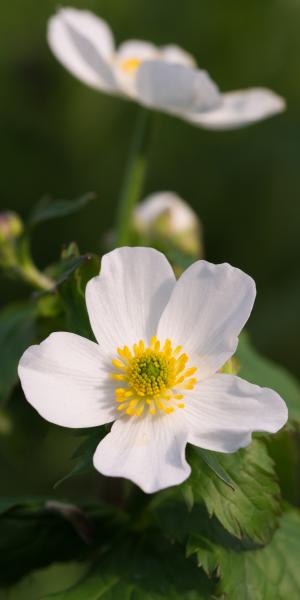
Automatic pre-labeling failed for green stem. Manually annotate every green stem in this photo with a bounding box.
[18,262,54,291]
[17,236,54,291]
[115,107,152,247]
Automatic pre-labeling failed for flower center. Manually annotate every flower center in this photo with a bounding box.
[120,58,142,74]
[111,337,197,418]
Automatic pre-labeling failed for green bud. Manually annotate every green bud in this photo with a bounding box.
[0,212,24,269]
[0,211,23,242]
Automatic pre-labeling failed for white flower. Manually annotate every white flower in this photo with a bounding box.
[48,8,285,130]
[18,247,287,493]
[134,191,202,258]
[134,192,199,235]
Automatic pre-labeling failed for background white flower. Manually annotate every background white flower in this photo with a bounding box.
[134,191,202,257]
[18,247,287,493]
[134,192,199,235]
[48,8,285,130]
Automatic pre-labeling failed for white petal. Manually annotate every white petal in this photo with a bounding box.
[183,88,286,130]
[134,191,199,233]
[93,412,190,493]
[86,247,176,355]
[160,44,196,67]
[184,373,288,452]
[117,40,159,62]
[48,8,117,92]
[136,60,220,112]
[157,260,256,378]
[18,332,116,428]
[114,40,159,97]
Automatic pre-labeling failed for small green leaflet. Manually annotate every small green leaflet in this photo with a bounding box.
[54,427,107,489]
[28,193,96,227]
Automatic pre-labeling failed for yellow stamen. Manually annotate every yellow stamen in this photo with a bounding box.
[110,338,197,418]
[121,58,141,73]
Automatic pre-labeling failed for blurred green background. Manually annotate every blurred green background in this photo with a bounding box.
[0,0,299,498]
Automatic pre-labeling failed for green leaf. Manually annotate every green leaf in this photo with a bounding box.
[42,536,214,599]
[237,332,300,430]
[197,448,235,490]
[185,440,281,543]
[189,507,300,599]
[0,562,88,600]
[0,497,127,585]
[54,427,107,489]
[58,254,100,339]
[28,193,96,227]
[0,302,37,405]
[0,561,89,600]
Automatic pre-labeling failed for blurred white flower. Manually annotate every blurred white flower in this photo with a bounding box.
[48,8,285,130]
[19,247,287,493]
[134,191,202,257]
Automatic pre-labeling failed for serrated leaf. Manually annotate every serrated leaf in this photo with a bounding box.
[54,427,107,489]
[197,448,235,490]
[190,507,300,599]
[28,193,96,227]
[186,440,281,543]
[0,302,36,405]
[42,536,214,599]
[237,332,300,430]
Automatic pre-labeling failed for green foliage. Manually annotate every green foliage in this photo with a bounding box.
[42,536,214,600]
[184,440,281,543]
[237,333,300,430]
[28,194,96,227]
[0,497,127,585]
[0,302,37,405]
[58,254,100,339]
[54,427,108,489]
[188,507,300,599]
[153,493,300,597]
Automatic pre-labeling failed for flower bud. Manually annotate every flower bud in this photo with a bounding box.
[0,211,24,269]
[0,211,23,242]
[134,192,202,258]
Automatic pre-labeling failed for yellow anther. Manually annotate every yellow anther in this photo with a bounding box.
[111,374,126,381]
[183,367,197,377]
[136,405,144,417]
[111,338,197,418]
[121,58,141,73]
[112,359,125,369]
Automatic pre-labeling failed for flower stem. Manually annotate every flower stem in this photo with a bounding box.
[115,107,152,247]
[16,236,54,291]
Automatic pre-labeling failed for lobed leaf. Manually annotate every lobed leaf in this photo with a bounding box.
[184,440,281,543]
[189,507,300,599]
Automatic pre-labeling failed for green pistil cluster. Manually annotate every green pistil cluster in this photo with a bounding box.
[128,352,169,396]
